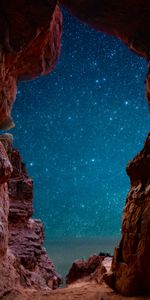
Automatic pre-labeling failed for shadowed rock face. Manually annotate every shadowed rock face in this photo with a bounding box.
[61,0,150,109]
[0,134,62,291]
[60,0,150,58]
[106,133,150,296]
[0,0,62,130]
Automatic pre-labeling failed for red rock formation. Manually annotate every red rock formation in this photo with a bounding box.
[0,136,19,291]
[66,254,109,285]
[1,1,150,297]
[0,134,61,291]
[104,133,150,296]
[0,1,62,130]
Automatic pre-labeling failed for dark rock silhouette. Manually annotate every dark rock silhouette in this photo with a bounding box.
[60,0,150,58]
[61,0,150,109]
[105,133,150,296]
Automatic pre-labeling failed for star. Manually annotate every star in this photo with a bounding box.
[11,7,149,247]
[124,101,129,105]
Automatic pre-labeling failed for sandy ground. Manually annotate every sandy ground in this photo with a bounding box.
[1,258,150,300]
[2,282,150,300]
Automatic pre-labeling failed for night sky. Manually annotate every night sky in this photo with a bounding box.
[10,9,149,241]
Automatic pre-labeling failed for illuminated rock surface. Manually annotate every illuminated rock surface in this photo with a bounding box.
[0,134,61,293]
[66,254,109,285]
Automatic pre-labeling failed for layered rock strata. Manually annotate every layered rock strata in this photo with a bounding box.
[0,134,61,292]
[105,133,150,296]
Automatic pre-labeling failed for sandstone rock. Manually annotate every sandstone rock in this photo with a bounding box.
[0,141,12,185]
[66,254,108,285]
[103,271,116,290]
[0,134,62,291]
[0,141,12,255]
[110,133,150,296]
[0,1,62,129]
[0,139,19,292]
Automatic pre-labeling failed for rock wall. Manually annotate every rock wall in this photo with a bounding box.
[1,1,150,297]
[106,133,150,296]
[0,134,61,292]
[66,254,111,285]
[0,0,62,130]
[0,136,19,291]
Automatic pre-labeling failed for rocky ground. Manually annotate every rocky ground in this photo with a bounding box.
[1,282,150,300]
[1,256,150,300]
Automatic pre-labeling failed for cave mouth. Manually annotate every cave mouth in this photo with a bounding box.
[9,9,149,277]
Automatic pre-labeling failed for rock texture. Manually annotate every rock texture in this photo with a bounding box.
[0,134,61,292]
[1,257,148,300]
[1,1,150,297]
[0,1,62,129]
[104,133,150,296]
[66,254,110,285]
[2,283,150,300]
[0,136,19,291]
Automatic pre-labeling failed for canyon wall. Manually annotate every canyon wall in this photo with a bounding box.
[104,133,150,296]
[1,0,150,297]
[0,134,61,294]
[0,136,19,291]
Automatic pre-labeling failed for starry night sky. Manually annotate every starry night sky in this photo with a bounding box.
[10,9,149,241]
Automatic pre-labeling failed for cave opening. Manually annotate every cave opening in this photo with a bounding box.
[10,9,149,277]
